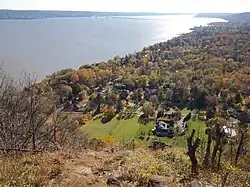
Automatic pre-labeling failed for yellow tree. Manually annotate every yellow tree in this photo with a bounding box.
[71,72,79,83]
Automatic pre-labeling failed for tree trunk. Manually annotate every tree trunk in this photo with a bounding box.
[190,152,198,174]
[203,128,212,167]
[53,109,58,143]
[235,131,244,165]
[30,95,36,151]
[212,136,221,164]
[230,139,233,164]
[217,145,223,169]
[187,129,200,174]
[221,172,229,187]
[32,124,36,151]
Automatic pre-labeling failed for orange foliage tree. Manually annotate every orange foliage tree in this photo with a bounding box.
[71,72,79,83]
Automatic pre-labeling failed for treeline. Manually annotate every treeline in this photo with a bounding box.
[44,15,250,124]
[0,10,191,20]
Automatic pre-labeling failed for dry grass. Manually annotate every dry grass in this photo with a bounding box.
[0,153,65,187]
[120,148,189,186]
[0,147,249,187]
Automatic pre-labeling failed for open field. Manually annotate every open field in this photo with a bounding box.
[81,109,207,146]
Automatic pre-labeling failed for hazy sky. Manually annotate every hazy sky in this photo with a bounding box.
[1,0,250,13]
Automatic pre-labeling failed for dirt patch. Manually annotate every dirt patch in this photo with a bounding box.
[51,150,126,187]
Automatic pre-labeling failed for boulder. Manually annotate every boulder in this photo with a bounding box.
[190,181,203,187]
[190,181,215,187]
[149,141,169,150]
[106,176,120,186]
[148,175,171,187]
[75,166,93,176]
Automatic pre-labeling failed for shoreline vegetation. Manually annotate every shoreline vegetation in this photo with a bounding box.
[0,12,250,186]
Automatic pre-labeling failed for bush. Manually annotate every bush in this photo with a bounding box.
[198,110,207,121]
[74,114,92,125]
[0,154,65,186]
[101,106,115,123]
[245,97,250,109]
[101,135,116,146]
[104,108,115,119]
[121,149,167,185]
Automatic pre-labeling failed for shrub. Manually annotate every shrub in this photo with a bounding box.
[198,110,207,121]
[121,149,167,185]
[101,135,116,146]
[0,154,65,187]
[74,114,92,125]
[104,107,115,119]
[245,97,250,109]
[101,106,116,123]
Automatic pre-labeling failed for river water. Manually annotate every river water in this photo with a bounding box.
[0,15,226,80]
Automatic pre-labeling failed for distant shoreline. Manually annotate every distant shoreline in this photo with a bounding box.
[0,9,195,20]
[0,16,193,21]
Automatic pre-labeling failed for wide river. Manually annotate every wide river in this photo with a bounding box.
[0,15,225,80]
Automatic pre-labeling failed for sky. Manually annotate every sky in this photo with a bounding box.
[0,0,250,13]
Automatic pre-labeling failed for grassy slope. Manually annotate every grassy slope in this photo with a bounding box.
[82,110,207,146]
[1,148,249,187]
[188,119,207,139]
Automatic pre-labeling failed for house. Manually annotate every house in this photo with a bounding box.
[223,126,237,139]
[153,112,192,138]
[229,117,240,125]
[114,83,127,90]
[152,119,175,138]
[149,141,169,150]
[228,109,250,123]
[127,102,136,107]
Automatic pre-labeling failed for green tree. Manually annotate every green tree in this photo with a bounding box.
[123,78,135,90]
[58,84,73,103]
[71,83,82,96]
[115,97,124,114]
[142,101,154,118]
[235,123,248,165]
[235,91,243,104]
[138,75,149,88]
[150,95,159,108]
[165,88,173,100]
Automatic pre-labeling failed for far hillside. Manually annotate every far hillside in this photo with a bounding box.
[195,13,233,19]
[0,9,192,19]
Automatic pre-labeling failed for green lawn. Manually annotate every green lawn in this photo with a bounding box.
[147,119,207,147]
[181,108,191,115]
[188,119,207,140]
[82,109,207,147]
[82,116,141,139]
[82,116,157,142]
